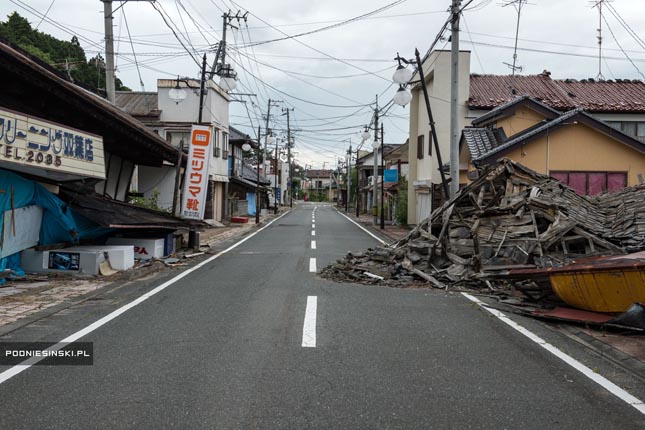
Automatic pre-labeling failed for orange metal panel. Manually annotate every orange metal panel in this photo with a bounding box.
[551,268,645,313]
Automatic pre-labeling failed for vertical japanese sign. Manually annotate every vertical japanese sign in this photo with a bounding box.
[181,125,212,219]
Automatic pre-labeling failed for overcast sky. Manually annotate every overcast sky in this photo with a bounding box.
[3,0,645,168]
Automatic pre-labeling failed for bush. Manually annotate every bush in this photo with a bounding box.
[395,177,408,225]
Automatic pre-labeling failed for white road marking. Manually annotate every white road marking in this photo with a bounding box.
[311,230,316,236]
[0,211,293,386]
[309,257,317,272]
[302,296,317,347]
[462,293,645,416]
[312,223,315,229]
[311,240,316,249]
[335,209,387,245]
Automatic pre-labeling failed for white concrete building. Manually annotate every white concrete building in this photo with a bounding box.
[117,78,231,221]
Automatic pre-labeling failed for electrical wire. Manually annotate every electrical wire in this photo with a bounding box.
[237,0,407,48]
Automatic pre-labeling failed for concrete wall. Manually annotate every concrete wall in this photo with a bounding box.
[496,107,546,138]
[407,50,471,224]
[503,123,645,186]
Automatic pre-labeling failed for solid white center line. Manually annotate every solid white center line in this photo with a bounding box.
[302,296,317,348]
[462,293,645,415]
[311,240,316,249]
[311,230,316,236]
[309,257,317,272]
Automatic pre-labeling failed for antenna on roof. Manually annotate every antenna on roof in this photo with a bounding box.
[501,0,530,76]
[591,0,609,80]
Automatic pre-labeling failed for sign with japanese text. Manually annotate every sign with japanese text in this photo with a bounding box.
[0,106,105,179]
[384,169,398,183]
[180,125,212,219]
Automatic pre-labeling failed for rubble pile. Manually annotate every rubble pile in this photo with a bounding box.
[321,159,645,289]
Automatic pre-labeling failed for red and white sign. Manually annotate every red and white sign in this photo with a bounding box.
[181,125,212,219]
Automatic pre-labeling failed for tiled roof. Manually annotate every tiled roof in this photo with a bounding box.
[462,128,500,160]
[471,95,560,127]
[238,163,270,185]
[307,169,333,178]
[468,73,645,113]
[114,91,160,117]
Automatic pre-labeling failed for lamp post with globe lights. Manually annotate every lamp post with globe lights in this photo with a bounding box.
[391,50,450,199]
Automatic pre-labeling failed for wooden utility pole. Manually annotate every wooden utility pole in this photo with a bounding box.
[372,95,379,226]
[450,0,461,198]
[102,0,154,102]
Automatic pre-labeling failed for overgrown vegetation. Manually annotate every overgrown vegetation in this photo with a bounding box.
[129,189,167,212]
[0,12,130,95]
[395,177,408,225]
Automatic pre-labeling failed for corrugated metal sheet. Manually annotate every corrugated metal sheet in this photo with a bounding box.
[115,91,159,117]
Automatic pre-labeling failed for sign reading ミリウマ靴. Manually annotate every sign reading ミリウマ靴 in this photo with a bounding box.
[0,106,105,179]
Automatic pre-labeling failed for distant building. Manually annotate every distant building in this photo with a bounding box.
[116,78,231,221]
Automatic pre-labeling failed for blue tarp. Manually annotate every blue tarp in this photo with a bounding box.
[246,192,256,216]
[0,170,110,284]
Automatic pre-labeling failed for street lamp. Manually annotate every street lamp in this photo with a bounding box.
[361,127,371,142]
[392,85,412,107]
[218,65,238,92]
[391,51,450,199]
[169,77,188,104]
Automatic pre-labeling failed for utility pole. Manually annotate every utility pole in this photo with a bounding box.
[283,108,295,208]
[380,123,385,230]
[346,140,351,213]
[103,0,115,102]
[274,134,279,213]
[198,53,207,123]
[211,10,247,76]
[102,0,154,103]
[256,125,261,225]
[449,0,461,198]
[372,95,379,226]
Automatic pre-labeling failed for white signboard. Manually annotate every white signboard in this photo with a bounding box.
[1,205,43,258]
[180,125,212,219]
[0,106,105,179]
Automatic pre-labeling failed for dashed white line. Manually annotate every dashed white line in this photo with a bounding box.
[462,293,645,416]
[309,257,317,272]
[302,296,317,347]
[311,240,316,249]
[311,230,316,236]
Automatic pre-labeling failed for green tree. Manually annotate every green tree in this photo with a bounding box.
[0,12,131,94]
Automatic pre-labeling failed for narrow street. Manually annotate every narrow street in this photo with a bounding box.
[0,203,643,429]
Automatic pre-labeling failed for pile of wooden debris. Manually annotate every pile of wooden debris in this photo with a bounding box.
[321,159,645,290]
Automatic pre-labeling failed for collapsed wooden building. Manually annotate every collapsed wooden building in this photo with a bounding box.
[322,159,645,289]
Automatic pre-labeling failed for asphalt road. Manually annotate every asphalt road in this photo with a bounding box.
[0,203,643,429]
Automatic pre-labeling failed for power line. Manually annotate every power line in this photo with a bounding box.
[238,0,407,48]
[35,0,56,30]
[228,0,392,82]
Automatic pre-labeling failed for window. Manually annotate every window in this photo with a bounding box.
[550,171,627,195]
[212,129,220,158]
[417,135,424,159]
[637,123,645,142]
[222,132,229,159]
[428,131,433,156]
[166,131,190,149]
